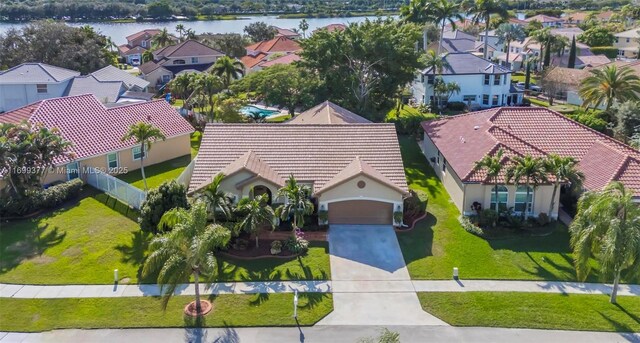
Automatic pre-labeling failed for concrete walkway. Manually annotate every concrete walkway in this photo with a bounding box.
[2,326,638,343]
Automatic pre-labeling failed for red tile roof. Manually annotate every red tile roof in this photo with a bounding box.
[126,29,163,42]
[0,94,194,165]
[245,36,301,54]
[240,52,268,69]
[274,27,300,38]
[422,107,640,196]
[318,24,347,33]
[259,53,301,68]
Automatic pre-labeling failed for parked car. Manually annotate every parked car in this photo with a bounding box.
[516,82,541,92]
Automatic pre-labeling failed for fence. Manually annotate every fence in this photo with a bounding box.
[176,156,197,188]
[85,167,146,209]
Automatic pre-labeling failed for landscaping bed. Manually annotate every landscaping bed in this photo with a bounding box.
[418,292,640,332]
[223,238,298,258]
[0,293,334,332]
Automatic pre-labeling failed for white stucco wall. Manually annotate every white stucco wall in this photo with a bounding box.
[0,81,70,113]
[317,175,405,215]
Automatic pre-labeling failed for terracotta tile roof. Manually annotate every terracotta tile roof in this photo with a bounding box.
[240,52,268,69]
[126,29,162,42]
[189,123,407,194]
[0,94,194,165]
[245,36,301,54]
[316,156,408,195]
[274,27,300,38]
[153,40,224,59]
[287,101,372,124]
[422,107,640,196]
[320,24,347,32]
[259,53,301,68]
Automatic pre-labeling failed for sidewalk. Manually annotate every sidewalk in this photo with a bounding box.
[2,280,638,299]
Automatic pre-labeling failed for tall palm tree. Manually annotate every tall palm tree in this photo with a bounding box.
[527,28,551,70]
[579,65,640,110]
[275,175,314,229]
[423,49,445,74]
[143,201,231,314]
[196,173,233,224]
[168,72,196,107]
[401,0,436,51]
[495,23,525,69]
[299,19,309,38]
[570,181,640,304]
[0,133,19,196]
[121,122,166,191]
[235,194,275,247]
[193,74,224,119]
[426,0,464,55]
[474,148,505,216]
[210,56,245,87]
[152,28,172,48]
[505,155,548,218]
[175,24,185,41]
[465,0,509,59]
[142,50,154,63]
[544,154,584,217]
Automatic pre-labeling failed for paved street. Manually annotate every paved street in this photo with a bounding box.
[2,326,638,343]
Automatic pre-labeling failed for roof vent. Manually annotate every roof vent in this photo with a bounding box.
[460,136,465,143]
[473,125,480,130]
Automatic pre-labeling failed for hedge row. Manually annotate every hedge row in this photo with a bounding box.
[0,179,84,217]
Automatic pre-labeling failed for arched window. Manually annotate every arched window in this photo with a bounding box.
[514,186,534,214]
[490,186,508,211]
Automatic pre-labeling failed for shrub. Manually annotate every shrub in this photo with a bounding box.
[446,101,466,111]
[0,179,83,217]
[479,209,498,227]
[521,98,531,106]
[589,46,618,59]
[566,109,608,133]
[404,189,428,219]
[537,212,550,226]
[393,211,404,225]
[270,240,282,255]
[232,238,249,250]
[138,180,189,233]
[459,215,485,237]
[285,228,309,254]
[317,210,328,225]
[386,109,436,136]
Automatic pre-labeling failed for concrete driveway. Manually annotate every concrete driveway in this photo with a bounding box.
[319,225,447,326]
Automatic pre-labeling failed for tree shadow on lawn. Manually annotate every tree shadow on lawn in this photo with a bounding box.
[597,308,640,336]
[115,230,152,283]
[395,212,436,265]
[91,191,139,221]
[0,222,67,275]
[487,223,573,254]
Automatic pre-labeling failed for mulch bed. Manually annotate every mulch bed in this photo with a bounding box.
[224,238,297,258]
[184,300,213,317]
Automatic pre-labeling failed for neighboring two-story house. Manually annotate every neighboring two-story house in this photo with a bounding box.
[0,63,79,113]
[241,36,302,73]
[138,40,225,91]
[412,52,522,109]
[118,29,165,65]
[614,27,640,59]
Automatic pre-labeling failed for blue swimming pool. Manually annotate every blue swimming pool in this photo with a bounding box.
[240,105,279,118]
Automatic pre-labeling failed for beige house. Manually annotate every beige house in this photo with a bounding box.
[614,28,640,59]
[421,107,640,218]
[0,94,194,186]
[186,102,409,225]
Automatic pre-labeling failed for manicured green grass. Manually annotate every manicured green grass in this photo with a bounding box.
[396,136,604,282]
[117,155,192,190]
[528,97,551,107]
[0,190,146,284]
[266,114,292,123]
[0,293,333,332]
[511,72,538,84]
[418,292,640,332]
[191,131,202,157]
[218,242,331,281]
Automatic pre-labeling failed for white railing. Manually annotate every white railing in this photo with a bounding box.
[85,167,146,209]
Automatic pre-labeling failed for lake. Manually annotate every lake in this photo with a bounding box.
[0,16,384,45]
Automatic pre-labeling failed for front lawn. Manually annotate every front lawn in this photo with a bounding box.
[418,292,640,332]
[0,190,146,284]
[397,136,602,282]
[0,293,333,332]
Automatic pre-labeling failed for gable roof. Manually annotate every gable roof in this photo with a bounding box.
[0,94,194,165]
[245,36,301,54]
[259,53,301,68]
[287,101,372,124]
[0,63,79,83]
[240,52,269,69]
[65,76,125,103]
[615,27,640,38]
[274,27,300,38]
[189,123,408,194]
[318,23,347,33]
[153,40,224,59]
[315,156,408,195]
[138,61,167,75]
[91,65,150,90]
[442,30,477,40]
[525,14,565,23]
[214,150,286,190]
[126,29,163,42]
[421,107,640,196]
[421,52,511,75]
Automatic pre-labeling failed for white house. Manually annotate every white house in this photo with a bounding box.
[0,63,79,113]
[525,14,565,28]
[412,52,522,109]
[614,27,640,59]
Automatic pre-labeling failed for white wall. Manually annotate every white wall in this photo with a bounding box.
[0,81,70,112]
[414,72,518,108]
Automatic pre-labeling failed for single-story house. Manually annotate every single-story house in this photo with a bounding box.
[412,52,522,109]
[314,24,347,33]
[186,101,409,225]
[421,107,640,219]
[0,94,194,186]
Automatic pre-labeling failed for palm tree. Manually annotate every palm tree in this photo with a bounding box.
[235,194,276,247]
[299,19,309,38]
[0,132,19,196]
[426,0,464,55]
[185,28,197,40]
[210,56,245,87]
[465,0,509,59]
[152,28,172,48]
[524,53,538,90]
[474,148,505,216]
[142,50,154,63]
[193,74,224,119]
[168,73,196,108]
[570,182,640,304]
[495,23,525,69]
[401,0,436,51]
[143,201,231,314]
[175,24,185,41]
[275,175,314,229]
[544,154,584,217]
[505,155,548,218]
[121,122,166,191]
[196,173,233,224]
[527,28,551,70]
[579,65,640,110]
[423,49,445,74]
